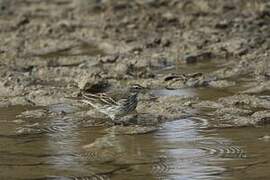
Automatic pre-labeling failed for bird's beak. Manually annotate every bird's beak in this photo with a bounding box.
[142,86,150,92]
[144,86,150,90]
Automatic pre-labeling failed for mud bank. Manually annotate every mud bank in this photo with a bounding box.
[1,0,270,128]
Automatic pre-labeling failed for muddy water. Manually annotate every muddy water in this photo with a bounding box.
[36,43,105,58]
[1,89,270,180]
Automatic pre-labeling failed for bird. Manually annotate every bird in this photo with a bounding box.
[81,84,147,121]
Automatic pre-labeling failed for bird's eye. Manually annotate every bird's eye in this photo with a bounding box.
[131,84,143,90]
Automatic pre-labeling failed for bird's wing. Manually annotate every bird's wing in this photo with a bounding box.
[117,98,128,105]
[117,93,138,106]
[82,92,119,106]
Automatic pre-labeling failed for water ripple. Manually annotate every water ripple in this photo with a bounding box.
[69,175,110,180]
[200,144,246,159]
[27,175,110,180]
[151,157,170,175]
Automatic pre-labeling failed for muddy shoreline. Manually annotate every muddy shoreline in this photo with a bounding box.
[1,0,270,128]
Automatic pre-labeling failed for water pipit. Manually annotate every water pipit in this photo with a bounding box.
[81,84,146,122]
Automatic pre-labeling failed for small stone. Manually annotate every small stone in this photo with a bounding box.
[208,80,236,88]
[259,135,270,141]
[251,111,270,125]
[78,77,110,93]
[106,125,159,135]
[182,51,213,64]
[16,109,48,119]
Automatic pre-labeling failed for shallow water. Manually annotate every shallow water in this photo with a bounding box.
[1,90,270,180]
[0,58,267,179]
